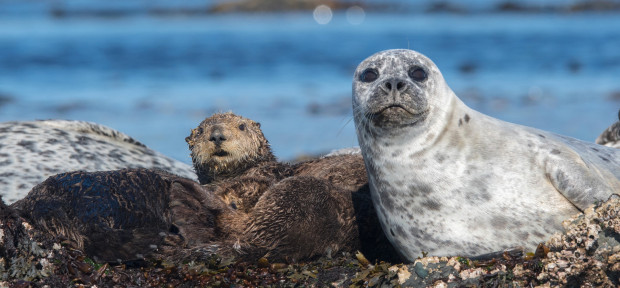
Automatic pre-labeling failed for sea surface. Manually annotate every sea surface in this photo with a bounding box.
[0,2,619,163]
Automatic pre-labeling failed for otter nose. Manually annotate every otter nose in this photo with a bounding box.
[209,130,227,146]
[383,78,407,92]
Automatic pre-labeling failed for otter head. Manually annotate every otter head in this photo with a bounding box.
[353,49,453,143]
[186,112,275,184]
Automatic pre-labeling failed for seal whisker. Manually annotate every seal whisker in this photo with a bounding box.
[336,116,354,137]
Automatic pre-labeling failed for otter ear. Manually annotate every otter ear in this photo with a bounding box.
[185,129,195,145]
[255,122,261,128]
[185,130,193,143]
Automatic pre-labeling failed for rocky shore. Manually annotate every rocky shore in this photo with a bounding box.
[2,194,618,287]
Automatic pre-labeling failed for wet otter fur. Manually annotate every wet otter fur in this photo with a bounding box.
[185,113,400,261]
[292,154,402,262]
[186,112,283,185]
[12,112,401,263]
[185,112,293,212]
[11,168,221,262]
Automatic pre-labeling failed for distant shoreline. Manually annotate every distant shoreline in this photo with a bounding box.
[3,0,620,20]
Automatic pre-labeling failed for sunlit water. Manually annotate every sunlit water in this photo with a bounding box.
[0,11,619,163]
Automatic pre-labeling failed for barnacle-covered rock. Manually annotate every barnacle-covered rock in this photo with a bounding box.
[2,192,619,287]
[536,194,620,287]
[0,197,57,283]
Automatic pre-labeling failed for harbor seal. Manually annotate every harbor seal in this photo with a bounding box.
[0,120,196,204]
[595,109,620,148]
[352,49,620,261]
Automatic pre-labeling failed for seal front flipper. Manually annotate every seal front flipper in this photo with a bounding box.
[545,151,620,211]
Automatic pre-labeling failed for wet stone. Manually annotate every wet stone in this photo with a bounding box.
[414,261,429,278]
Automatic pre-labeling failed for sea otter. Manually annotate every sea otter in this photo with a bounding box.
[12,113,401,263]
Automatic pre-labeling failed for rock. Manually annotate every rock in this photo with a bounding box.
[568,0,620,12]
[0,198,57,282]
[2,191,619,286]
[425,2,467,14]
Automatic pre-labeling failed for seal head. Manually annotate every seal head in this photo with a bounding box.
[353,49,453,143]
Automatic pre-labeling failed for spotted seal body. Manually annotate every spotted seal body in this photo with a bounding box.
[352,49,620,261]
[0,120,196,203]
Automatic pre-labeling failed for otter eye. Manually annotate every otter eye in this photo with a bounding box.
[408,67,427,81]
[360,68,379,83]
[238,124,246,131]
[196,127,203,135]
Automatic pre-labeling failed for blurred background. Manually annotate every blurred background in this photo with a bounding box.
[0,0,619,163]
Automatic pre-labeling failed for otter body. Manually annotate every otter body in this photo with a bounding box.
[13,113,401,263]
[12,169,215,262]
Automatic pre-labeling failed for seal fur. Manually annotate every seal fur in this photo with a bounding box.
[352,49,620,261]
[0,120,196,204]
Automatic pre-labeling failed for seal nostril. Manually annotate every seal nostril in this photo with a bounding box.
[383,79,406,92]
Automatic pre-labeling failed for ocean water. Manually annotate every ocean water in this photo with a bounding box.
[0,8,619,163]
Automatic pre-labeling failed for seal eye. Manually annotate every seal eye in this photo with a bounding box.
[408,67,427,82]
[238,124,246,131]
[360,68,379,83]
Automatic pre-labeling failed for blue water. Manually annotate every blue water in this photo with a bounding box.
[0,8,619,163]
